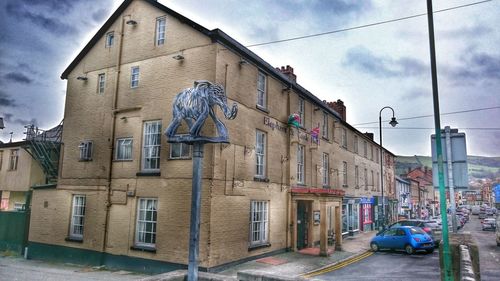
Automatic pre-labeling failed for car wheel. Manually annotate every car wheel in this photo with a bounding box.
[426,248,434,254]
[370,242,379,252]
[405,244,414,255]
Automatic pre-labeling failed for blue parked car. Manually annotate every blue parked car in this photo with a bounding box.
[370,226,435,254]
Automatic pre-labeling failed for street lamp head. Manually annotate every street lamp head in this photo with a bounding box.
[389,117,398,127]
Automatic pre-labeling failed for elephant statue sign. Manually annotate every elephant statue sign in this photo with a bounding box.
[165,80,238,144]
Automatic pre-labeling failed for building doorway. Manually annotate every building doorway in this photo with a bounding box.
[297,201,310,250]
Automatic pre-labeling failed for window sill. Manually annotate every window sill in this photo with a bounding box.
[130,245,156,253]
[254,177,269,183]
[256,105,269,114]
[248,243,271,251]
[168,157,192,160]
[321,136,330,142]
[78,159,92,162]
[65,237,83,243]
[136,171,161,177]
[113,159,133,162]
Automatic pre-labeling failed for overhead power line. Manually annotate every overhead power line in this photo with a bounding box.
[246,0,493,48]
[353,105,500,126]
[356,127,500,131]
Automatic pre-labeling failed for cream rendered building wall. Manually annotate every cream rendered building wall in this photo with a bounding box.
[0,146,44,192]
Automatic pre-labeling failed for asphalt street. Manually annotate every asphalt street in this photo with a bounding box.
[311,249,439,280]
[462,214,500,281]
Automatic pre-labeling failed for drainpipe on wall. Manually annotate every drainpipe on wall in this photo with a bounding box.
[285,83,292,250]
[101,14,127,257]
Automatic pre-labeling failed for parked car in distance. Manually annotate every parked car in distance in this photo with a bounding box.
[496,215,500,246]
[387,220,441,246]
[471,206,480,215]
[479,212,487,219]
[371,226,434,254]
[482,218,496,231]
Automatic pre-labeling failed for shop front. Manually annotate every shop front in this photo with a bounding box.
[360,197,374,231]
[342,198,360,236]
[374,196,389,229]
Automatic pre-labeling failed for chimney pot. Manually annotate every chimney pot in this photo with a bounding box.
[327,99,346,121]
[277,65,297,82]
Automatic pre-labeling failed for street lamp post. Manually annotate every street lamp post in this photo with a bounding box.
[379,106,398,229]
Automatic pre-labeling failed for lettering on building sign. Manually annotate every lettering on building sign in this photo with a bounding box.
[263,117,288,133]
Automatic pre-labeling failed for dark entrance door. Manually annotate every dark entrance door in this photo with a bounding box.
[297,201,309,250]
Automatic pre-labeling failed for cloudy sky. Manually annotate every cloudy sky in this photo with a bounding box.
[1,0,499,157]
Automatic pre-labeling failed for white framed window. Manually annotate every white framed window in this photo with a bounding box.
[98,73,105,94]
[255,130,266,178]
[364,141,368,158]
[8,149,18,170]
[298,97,305,126]
[297,145,305,184]
[341,128,347,148]
[322,153,329,186]
[371,170,375,191]
[69,195,86,240]
[257,71,266,108]
[377,172,380,191]
[355,165,359,188]
[135,198,158,247]
[322,112,328,139]
[142,121,161,171]
[354,135,358,154]
[79,141,93,161]
[156,16,166,45]
[170,142,191,159]
[342,161,347,186]
[364,168,368,190]
[249,200,269,247]
[131,66,140,88]
[116,138,133,160]
[105,31,114,47]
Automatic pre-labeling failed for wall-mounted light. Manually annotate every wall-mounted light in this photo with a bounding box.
[76,76,88,81]
[172,54,185,60]
[126,19,137,25]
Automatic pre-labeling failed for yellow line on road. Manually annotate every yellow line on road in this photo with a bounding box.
[302,251,374,278]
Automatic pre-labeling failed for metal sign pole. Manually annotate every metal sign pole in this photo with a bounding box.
[187,142,204,281]
[445,126,457,233]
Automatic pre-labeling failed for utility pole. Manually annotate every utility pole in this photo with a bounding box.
[426,0,453,280]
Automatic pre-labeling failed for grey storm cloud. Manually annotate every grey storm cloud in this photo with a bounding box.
[4,72,32,84]
[5,2,77,36]
[0,91,17,108]
[400,87,430,101]
[448,52,500,81]
[92,8,109,22]
[343,47,427,78]
[19,0,75,14]
[3,113,37,127]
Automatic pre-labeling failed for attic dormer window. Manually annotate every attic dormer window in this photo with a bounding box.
[105,32,114,48]
[156,16,166,45]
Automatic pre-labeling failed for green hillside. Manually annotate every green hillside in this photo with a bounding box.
[395,155,500,179]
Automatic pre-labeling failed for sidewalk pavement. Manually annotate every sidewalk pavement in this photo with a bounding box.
[218,230,377,278]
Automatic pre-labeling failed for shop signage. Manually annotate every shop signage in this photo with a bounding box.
[313,211,320,225]
[263,117,287,133]
[360,197,374,204]
[495,183,500,203]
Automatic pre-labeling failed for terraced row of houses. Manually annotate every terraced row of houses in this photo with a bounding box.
[0,0,397,274]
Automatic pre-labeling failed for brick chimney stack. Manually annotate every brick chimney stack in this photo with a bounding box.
[364,132,374,140]
[327,99,346,121]
[276,65,297,82]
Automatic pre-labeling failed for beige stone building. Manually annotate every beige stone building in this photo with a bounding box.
[0,141,45,211]
[28,0,396,273]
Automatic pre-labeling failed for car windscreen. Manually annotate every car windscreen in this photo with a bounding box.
[424,222,439,228]
[410,227,427,235]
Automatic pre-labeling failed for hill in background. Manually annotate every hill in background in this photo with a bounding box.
[395,155,500,180]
